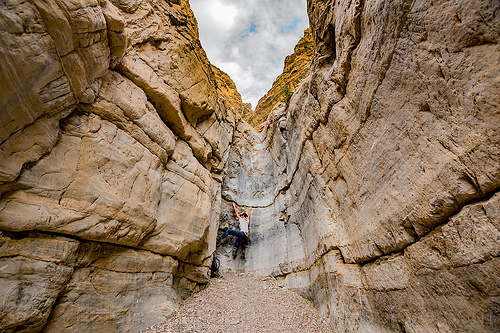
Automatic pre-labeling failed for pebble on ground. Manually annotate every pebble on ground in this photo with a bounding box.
[141,272,333,333]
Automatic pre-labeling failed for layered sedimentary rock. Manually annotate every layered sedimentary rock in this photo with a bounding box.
[0,0,238,331]
[248,28,314,131]
[1,0,499,332]
[218,0,500,332]
[212,64,253,121]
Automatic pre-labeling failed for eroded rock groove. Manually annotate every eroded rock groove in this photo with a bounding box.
[0,0,499,332]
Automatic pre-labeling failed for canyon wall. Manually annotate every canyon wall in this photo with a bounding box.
[1,0,499,332]
[219,0,500,332]
[0,0,242,331]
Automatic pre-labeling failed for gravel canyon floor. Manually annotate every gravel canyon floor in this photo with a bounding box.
[1,0,498,331]
[141,272,333,333]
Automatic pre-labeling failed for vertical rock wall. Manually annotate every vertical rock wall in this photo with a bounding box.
[0,0,239,331]
[1,0,499,332]
[220,0,500,332]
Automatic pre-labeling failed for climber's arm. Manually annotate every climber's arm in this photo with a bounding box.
[248,207,252,219]
[233,202,241,219]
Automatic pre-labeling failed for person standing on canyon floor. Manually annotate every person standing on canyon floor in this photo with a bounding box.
[221,202,252,258]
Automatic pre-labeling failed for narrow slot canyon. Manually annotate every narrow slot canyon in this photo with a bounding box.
[0,0,499,332]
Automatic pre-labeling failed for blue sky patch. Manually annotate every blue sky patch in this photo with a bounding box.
[280,17,301,34]
[239,22,258,40]
[189,0,309,107]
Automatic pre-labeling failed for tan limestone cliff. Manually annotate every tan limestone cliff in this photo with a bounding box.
[218,0,500,332]
[0,0,237,331]
[246,28,314,131]
[1,0,499,332]
[211,64,253,121]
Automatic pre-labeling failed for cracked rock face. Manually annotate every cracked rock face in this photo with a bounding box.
[218,0,500,332]
[0,0,238,331]
[1,0,499,332]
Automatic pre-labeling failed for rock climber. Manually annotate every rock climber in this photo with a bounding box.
[221,202,252,258]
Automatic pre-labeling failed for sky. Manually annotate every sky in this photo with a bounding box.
[189,0,309,109]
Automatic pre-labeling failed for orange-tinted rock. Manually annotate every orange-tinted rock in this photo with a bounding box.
[248,29,314,131]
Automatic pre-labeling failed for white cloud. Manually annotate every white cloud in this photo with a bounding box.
[203,0,238,31]
[190,0,309,108]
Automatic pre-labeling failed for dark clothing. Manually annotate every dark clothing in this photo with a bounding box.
[221,229,248,248]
